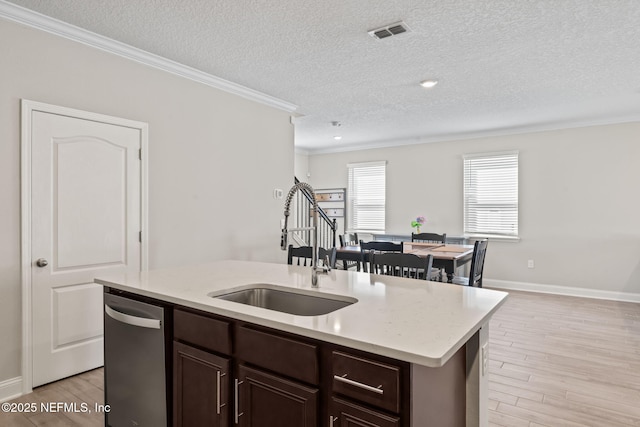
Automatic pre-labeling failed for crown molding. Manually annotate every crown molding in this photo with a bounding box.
[0,0,297,113]
[304,114,640,155]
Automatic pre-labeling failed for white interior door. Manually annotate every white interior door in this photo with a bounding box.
[28,104,145,387]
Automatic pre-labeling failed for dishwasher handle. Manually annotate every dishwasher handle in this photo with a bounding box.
[105,304,161,329]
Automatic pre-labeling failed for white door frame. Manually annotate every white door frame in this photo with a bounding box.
[20,99,149,394]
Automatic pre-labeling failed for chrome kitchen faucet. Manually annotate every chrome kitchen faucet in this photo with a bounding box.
[281,181,330,287]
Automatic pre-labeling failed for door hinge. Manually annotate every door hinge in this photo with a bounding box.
[138,149,142,160]
[139,231,142,243]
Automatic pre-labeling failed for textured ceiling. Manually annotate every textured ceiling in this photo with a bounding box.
[5,0,640,152]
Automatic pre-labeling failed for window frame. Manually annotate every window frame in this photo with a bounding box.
[463,151,519,240]
[346,161,386,233]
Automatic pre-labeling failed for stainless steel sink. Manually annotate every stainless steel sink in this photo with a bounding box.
[211,285,357,316]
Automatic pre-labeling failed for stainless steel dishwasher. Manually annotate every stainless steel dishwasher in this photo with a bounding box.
[104,291,169,427]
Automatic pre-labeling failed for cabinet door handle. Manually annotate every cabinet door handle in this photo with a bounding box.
[216,371,226,415]
[330,415,338,427]
[234,379,244,424]
[333,374,384,395]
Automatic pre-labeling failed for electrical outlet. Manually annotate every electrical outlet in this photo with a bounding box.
[481,343,488,376]
[527,259,534,269]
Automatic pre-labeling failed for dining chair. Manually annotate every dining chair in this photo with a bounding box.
[452,239,488,287]
[411,232,446,243]
[410,232,447,281]
[359,241,403,273]
[370,252,434,280]
[338,233,359,270]
[287,245,337,269]
[339,232,359,247]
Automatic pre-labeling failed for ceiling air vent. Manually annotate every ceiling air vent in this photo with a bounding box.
[368,21,411,40]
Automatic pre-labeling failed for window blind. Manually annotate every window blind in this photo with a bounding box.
[463,152,518,237]
[347,161,386,232]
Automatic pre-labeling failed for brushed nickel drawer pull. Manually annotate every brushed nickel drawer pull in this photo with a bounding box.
[334,374,384,395]
[330,415,338,426]
[234,379,244,424]
[216,371,227,415]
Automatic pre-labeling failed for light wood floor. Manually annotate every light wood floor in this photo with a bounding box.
[487,290,640,427]
[1,290,638,427]
[0,368,104,426]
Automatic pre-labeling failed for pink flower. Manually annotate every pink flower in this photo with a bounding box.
[411,216,426,228]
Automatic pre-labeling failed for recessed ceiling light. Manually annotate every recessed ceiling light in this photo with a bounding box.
[420,79,438,88]
[333,136,342,141]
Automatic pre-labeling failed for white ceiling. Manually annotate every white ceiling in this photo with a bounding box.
[5,0,640,153]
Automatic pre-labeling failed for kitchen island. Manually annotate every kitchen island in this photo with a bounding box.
[97,260,508,427]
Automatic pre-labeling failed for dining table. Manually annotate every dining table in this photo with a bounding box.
[336,241,475,282]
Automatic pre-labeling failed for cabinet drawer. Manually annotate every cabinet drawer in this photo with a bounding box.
[236,326,318,385]
[330,397,400,427]
[174,309,232,355]
[332,351,401,413]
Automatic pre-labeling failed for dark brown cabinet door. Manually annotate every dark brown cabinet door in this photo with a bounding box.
[174,341,230,427]
[329,397,400,427]
[237,364,318,427]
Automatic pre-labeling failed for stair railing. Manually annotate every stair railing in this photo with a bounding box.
[291,177,337,249]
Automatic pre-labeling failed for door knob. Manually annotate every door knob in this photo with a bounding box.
[36,258,48,268]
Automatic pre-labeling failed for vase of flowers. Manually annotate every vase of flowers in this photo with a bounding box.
[411,216,426,234]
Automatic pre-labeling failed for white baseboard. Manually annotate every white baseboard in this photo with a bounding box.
[484,279,640,303]
[0,376,23,403]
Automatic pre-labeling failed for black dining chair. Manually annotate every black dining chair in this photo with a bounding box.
[370,252,434,280]
[359,241,402,273]
[410,232,447,281]
[339,232,359,247]
[338,233,359,270]
[411,232,446,244]
[452,239,488,287]
[287,245,337,269]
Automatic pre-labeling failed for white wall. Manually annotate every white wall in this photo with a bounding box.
[0,19,293,385]
[308,123,640,297]
[295,151,310,181]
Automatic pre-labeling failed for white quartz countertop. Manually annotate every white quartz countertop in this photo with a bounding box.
[95,260,508,367]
